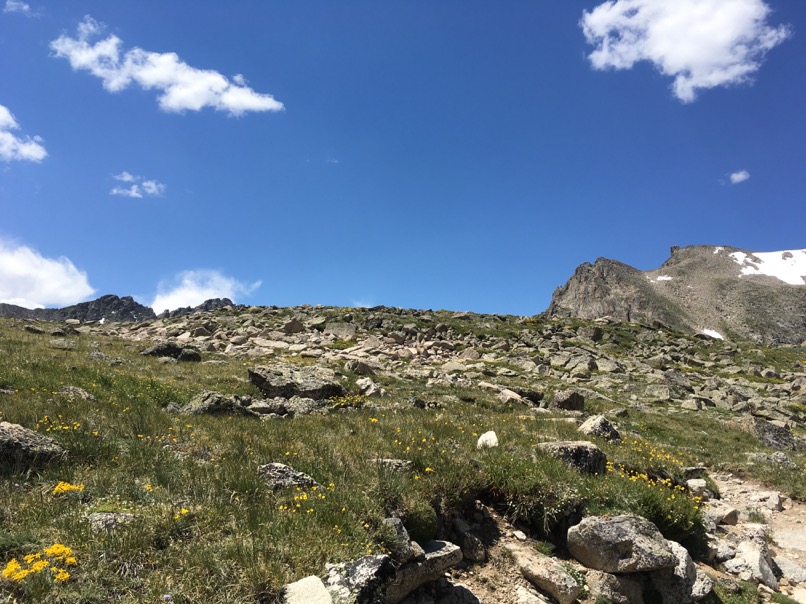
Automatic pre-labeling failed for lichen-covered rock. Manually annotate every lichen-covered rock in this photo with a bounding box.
[248,364,345,400]
[258,462,322,490]
[0,421,65,468]
[567,514,676,573]
[87,512,136,533]
[586,570,644,604]
[180,391,257,416]
[325,554,394,604]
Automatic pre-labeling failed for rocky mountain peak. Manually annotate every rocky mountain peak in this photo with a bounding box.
[546,245,806,345]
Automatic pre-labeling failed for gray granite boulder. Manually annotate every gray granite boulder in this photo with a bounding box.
[248,364,345,400]
[567,514,676,573]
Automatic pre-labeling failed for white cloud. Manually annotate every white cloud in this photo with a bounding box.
[110,171,165,198]
[729,169,751,184]
[151,270,261,312]
[50,16,284,116]
[0,238,95,308]
[3,0,32,15]
[580,0,792,102]
[114,170,135,182]
[0,104,47,162]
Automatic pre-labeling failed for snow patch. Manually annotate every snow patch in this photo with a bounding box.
[729,250,806,285]
[714,246,724,254]
[700,329,724,340]
[655,275,673,282]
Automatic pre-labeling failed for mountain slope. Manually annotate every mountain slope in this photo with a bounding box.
[546,245,806,344]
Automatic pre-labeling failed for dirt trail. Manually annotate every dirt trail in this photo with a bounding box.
[710,472,806,603]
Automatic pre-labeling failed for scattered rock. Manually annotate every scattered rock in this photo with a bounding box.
[258,463,322,490]
[0,421,66,468]
[578,414,621,441]
[179,391,257,417]
[548,390,585,411]
[504,543,580,604]
[386,541,463,604]
[87,512,136,533]
[538,441,607,475]
[283,575,332,604]
[476,431,498,449]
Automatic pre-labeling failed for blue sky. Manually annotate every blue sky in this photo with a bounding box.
[1,0,804,315]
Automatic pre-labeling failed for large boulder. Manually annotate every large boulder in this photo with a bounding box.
[0,421,65,468]
[538,441,607,475]
[567,515,676,573]
[248,364,345,400]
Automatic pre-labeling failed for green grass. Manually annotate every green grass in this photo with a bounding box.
[0,316,804,602]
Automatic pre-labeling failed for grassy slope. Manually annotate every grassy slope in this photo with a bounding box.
[0,315,804,603]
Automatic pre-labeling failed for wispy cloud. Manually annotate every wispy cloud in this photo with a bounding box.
[50,15,285,116]
[110,171,166,198]
[0,104,46,162]
[729,169,751,184]
[580,0,791,102]
[3,0,32,15]
[351,298,374,309]
[0,238,95,309]
[151,270,261,312]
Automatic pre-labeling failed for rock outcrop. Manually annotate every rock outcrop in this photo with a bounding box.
[0,294,156,323]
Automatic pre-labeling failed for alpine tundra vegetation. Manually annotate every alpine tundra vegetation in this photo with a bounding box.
[0,293,804,603]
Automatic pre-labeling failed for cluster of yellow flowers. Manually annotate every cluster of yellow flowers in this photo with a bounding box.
[1,544,76,584]
[173,508,190,521]
[618,438,683,467]
[330,394,366,409]
[52,481,85,496]
[277,483,335,514]
[35,414,81,433]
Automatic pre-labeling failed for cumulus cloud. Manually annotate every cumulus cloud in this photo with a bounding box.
[110,171,166,198]
[3,0,32,15]
[580,0,792,102]
[730,169,751,184]
[151,270,261,312]
[0,239,95,308]
[50,15,285,116]
[0,104,47,162]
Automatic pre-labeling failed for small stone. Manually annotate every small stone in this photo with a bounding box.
[476,431,498,449]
